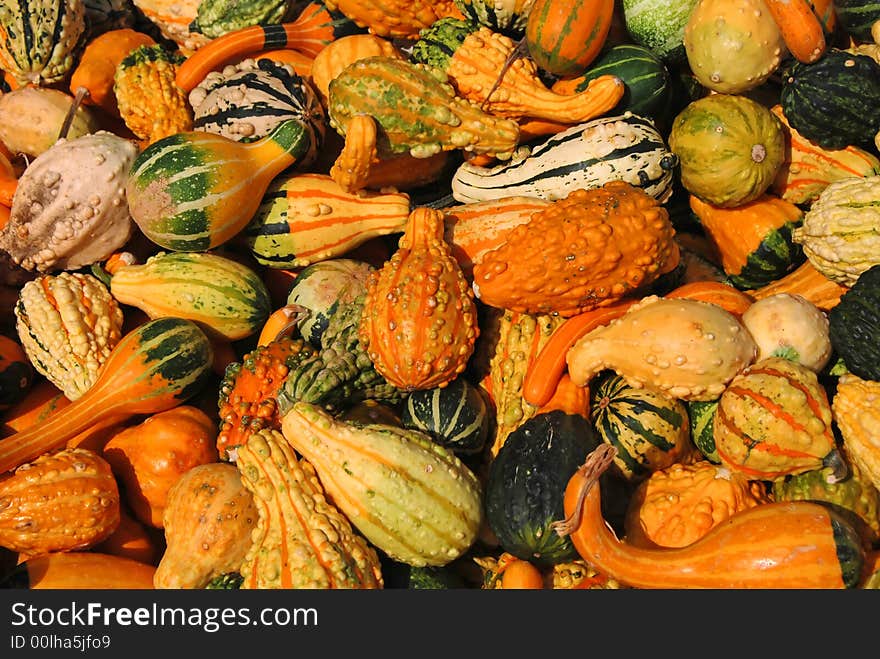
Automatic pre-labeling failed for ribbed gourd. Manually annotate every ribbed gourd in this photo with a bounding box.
[358,207,479,391]
[15,272,124,401]
[107,251,272,341]
[792,175,880,287]
[280,401,484,567]
[471,182,679,317]
[236,428,384,589]
[113,43,193,147]
[0,0,86,85]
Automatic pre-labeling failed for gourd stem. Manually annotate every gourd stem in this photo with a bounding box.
[57,86,90,142]
[551,444,617,538]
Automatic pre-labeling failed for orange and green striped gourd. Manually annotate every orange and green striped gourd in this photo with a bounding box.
[524,0,616,77]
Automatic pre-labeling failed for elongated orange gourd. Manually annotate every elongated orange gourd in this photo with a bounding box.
[555,445,866,589]
[764,0,827,63]
[0,318,213,475]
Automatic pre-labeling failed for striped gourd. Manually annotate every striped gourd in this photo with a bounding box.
[126,118,312,252]
[453,0,536,37]
[400,376,492,456]
[590,373,693,483]
[243,173,410,269]
[450,112,678,204]
[524,0,615,76]
[189,58,326,170]
[0,0,85,85]
[108,251,272,341]
[621,0,699,64]
[770,104,880,206]
[280,401,484,567]
[687,399,720,463]
[551,43,671,120]
[713,356,844,481]
[834,0,880,41]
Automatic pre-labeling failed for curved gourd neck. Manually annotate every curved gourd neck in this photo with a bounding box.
[243,118,311,169]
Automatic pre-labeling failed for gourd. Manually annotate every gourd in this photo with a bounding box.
[471,182,679,317]
[485,411,604,565]
[750,260,849,312]
[126,118,313,252]
[683,0,786,94]
[216,336,319,461]
[107,251,271,341]
[0,131,137,273]
[450,113,679,204]
[15,272,124,400]
[190,0,293,39]
[769,104,880,206]
[154,462,259,589]
[173,2,368,93]
[326,56,520,191]
[410,18,625,124]
[358,207,479,391]
[0,333,32,411]
[236,428,384,588]
[792,175,880,287]
[69,28,157,116]
[188,58,326,171]
[2,552,156,589]
[309,33,404,107]
[688,193,805,290]
[829,266,880,382]
[740,293,832,371]
[555,443,866,588]
[0,317,214,475]
[96,506,161,566]
[566,295,757,401]
[113,44,193,148]
[780,49,880,150]
[280,401,483,567]
[589,373,694,483]
[524,0,616,77]
[400,375,491,456]
[243,173,411,269]
[453,0,537,38]
[323,0,464,39]
[132,0,209,54]
[0,87,100,158]
[713,356,843,481]
[0,0,86,85]
[835,0,880,41]
[669,93,785,208]
[0,447,120,555]
[687,399,721,463]
[624,460,770,548]
[663,280,755,316]
[621,0,700,64]
[833,373,880,492]
[102,405,219,528]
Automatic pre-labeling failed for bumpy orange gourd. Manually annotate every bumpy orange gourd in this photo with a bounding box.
[324,0,464,38]
[471,181,679,317]
[359,207,479,391]
[0,448,120,555]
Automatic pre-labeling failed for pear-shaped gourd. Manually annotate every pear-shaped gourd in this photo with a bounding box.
[126,118,312,251]
[566,295,757,401]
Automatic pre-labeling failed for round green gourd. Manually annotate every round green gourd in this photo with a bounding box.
[590,373,693,482]
[780,49,880,150]
[834,0,880,41]
[484,410,601,565]
[668,93,785,208]
[829,264,880,382]
[400,376,491,456]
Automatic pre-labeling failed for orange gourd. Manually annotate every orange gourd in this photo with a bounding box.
[555,444,866,588]
[764,0,827,63]
[102,405,219,528]
[664,281,755,317]
[749,260,849,311]
[500,556,545,589]
[7,552,156,589]
[525,0,615,77]
[95,505,163,566]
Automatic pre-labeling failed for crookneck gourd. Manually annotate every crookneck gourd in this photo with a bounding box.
[410,18,625,124]
[471,181,679,317]
[326,56,520,191]
[566,295,758,401]
[235,428,384,589]
[358,206,479,391]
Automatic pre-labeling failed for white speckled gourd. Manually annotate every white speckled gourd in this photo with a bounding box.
[0,131,137,273]
[566,295,758,401]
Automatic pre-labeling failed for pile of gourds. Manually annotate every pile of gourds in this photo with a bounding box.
[0,0,879,590]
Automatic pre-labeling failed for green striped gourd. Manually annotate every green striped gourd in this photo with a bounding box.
[191,0,292,38]
[0,0,86,85]
[453,0,536,37]
[189,58,326,169]
[450,112,678,203]
[713,356,845,481]
[108,251,272,341]
[280,401,483,567]
[400,376,492,456]
[590,373,693,483]
[621,0,699,64]
[243,173,411,269]
[687,399,721,463]
[126,118,312,252]
[834,0,880,41]
[0,317,213,474]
